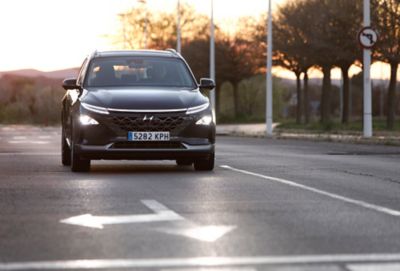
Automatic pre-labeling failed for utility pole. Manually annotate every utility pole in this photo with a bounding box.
[210,0,216,121]
[266,0,273,136]
[138,0,148,49]
[363,0,372,137]
[177,0,181,53]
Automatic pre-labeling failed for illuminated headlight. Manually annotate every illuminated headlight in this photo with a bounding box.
[186,102,209,114]
[81,102,109,115]
[79,115,99,125]
[196,115,213,125]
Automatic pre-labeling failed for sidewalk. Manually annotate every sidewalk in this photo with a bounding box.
[216,123,400,146]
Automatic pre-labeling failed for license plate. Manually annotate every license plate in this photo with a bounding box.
[128,131,170,141]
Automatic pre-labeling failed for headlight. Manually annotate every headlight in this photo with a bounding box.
[81,102,109,115]
[186,102,209,114]
[196,115,213,125]
[79,115,99,125]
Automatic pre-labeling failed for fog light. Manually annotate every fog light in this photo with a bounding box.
[196,115,213,125]
[79,115,99,125]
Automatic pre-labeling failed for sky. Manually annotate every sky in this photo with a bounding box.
[0,0,284,72]
[0,0,392,80]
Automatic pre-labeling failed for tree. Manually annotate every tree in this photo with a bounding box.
[297,0,339,124]
[327,0,362,124]
[116,4,209,50]
[373,0,400,129]
[273,1,315,124]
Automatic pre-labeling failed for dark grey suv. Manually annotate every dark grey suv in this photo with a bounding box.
[61,50,215,172]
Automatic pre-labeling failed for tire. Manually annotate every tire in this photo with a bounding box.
[61,128,71,166]
[71,145,91,172]
[176,159,193,166]
[70,125,90,172]
[194,153,214,171]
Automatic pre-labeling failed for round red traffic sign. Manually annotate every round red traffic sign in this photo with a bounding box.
[358,27,378,49]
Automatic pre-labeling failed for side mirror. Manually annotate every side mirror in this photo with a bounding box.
[199,78,215,91]
[62,78,79,90]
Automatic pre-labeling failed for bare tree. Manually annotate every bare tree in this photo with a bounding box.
[273,1,315,124]
[373,0,400,129]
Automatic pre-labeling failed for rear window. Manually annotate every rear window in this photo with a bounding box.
[85,56,196,89]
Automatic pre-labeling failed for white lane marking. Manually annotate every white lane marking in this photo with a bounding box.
[12,136,27,140]
[157,225,236,242]
[0,153,58,156]
[347,263,400,271]
[161,268,256,271]
[60,200,184,229]
[220,165,400,217]
[2,255,400,270]
[8,141,49,145]
[38,136,52,139]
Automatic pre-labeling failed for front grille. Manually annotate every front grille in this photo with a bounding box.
[109,115,194,133]
[111,141,184,149]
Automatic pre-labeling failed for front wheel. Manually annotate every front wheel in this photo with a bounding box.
[61,128,71,166]
[71,146,91,172]
[70,127,90,172]
[194,153,214,171]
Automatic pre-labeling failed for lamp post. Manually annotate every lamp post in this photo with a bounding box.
[266,0,273,136]
[363,0,372,137]
[210,0,216,120]
[177,0,181,53]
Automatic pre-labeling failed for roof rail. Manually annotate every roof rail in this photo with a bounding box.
[165,48,179,55]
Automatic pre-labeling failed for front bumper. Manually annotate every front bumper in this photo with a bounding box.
[77,142,214,160]
[74,109,215,160]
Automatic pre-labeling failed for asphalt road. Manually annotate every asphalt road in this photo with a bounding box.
[1,125,400,271]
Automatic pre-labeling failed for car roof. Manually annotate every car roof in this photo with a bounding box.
[91,50,180,59]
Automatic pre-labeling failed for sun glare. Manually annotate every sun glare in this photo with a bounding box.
[0,0,285,72]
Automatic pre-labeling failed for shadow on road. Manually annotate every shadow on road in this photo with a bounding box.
[86,163,202,174]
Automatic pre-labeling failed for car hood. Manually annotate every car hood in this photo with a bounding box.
[81,87,208,110]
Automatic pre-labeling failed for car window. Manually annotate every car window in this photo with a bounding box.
[85,56,197,89]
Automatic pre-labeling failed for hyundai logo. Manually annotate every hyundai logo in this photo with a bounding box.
[143,115,154,122]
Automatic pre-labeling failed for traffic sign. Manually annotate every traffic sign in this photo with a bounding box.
[358,27,378,49]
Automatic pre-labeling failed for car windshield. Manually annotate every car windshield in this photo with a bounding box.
[85,56,197,89]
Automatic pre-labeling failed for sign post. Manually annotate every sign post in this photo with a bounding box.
[266,0,273,136]
[359,0,378,138]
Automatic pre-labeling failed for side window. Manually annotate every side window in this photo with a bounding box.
[76,58,89,87]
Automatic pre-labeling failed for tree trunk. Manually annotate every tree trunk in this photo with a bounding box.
[387,62,398,130]
[320,66,332,124]
[341,65,350,124]
[296,72,302,124]
[303,71,310,124]
[233,83,240,118]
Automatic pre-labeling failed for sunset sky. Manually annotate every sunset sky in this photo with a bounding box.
[0,0,392,80]
[0,0,284,71]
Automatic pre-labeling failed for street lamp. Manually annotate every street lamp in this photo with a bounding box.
[210,0,216,120]
[266,0,273,136]
[177,0,181,53]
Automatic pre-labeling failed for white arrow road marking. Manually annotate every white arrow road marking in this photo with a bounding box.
[61,200,236,242]
[157,225,236,242]
[60,200,184,229]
